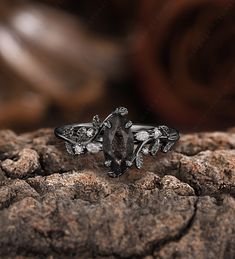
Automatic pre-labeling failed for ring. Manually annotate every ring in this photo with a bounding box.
[54,107,180,177]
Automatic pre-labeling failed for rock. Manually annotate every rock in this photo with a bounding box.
[161,175,195,196]
[179,150,235,196]
[2,148,40,178]
[0,128,234,258]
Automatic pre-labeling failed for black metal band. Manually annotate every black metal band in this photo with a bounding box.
[54,124,179,143]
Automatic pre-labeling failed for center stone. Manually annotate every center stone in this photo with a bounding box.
[103,113,134,176]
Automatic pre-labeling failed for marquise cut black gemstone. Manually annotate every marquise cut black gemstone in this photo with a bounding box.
[103,113,134,176]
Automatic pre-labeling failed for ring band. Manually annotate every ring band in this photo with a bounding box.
[54,107,180,177]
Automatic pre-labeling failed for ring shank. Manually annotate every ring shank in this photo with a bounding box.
[54,123,179,145]
[55,124,155,137]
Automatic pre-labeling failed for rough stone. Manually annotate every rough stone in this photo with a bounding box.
[1,148,40,178]
[0,128,234,258]
[161,175,195,196]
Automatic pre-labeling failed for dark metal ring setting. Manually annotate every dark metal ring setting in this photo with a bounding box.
[54,107,180,177]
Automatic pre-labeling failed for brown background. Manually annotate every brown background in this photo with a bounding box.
[0,0,234,133]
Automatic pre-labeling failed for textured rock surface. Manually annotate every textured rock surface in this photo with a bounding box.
[0,128,235,258]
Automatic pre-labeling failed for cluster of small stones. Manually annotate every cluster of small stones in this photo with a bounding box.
[135,128,162,141]
[135,128,162,155]
[66,127,102,155]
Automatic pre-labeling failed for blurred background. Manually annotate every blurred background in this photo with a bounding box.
[0,0,234,133]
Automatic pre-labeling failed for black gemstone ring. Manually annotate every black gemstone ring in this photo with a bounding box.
[54,107,180,177]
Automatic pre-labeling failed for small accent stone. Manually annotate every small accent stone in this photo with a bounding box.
[126,160,133,167]
[154,128,162,138]
[142,147,149,155]
[86,143,102,153]
[104,160,112,167]
[135,131,149,141]
[86,128,95,137]
[74,144,84,155]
